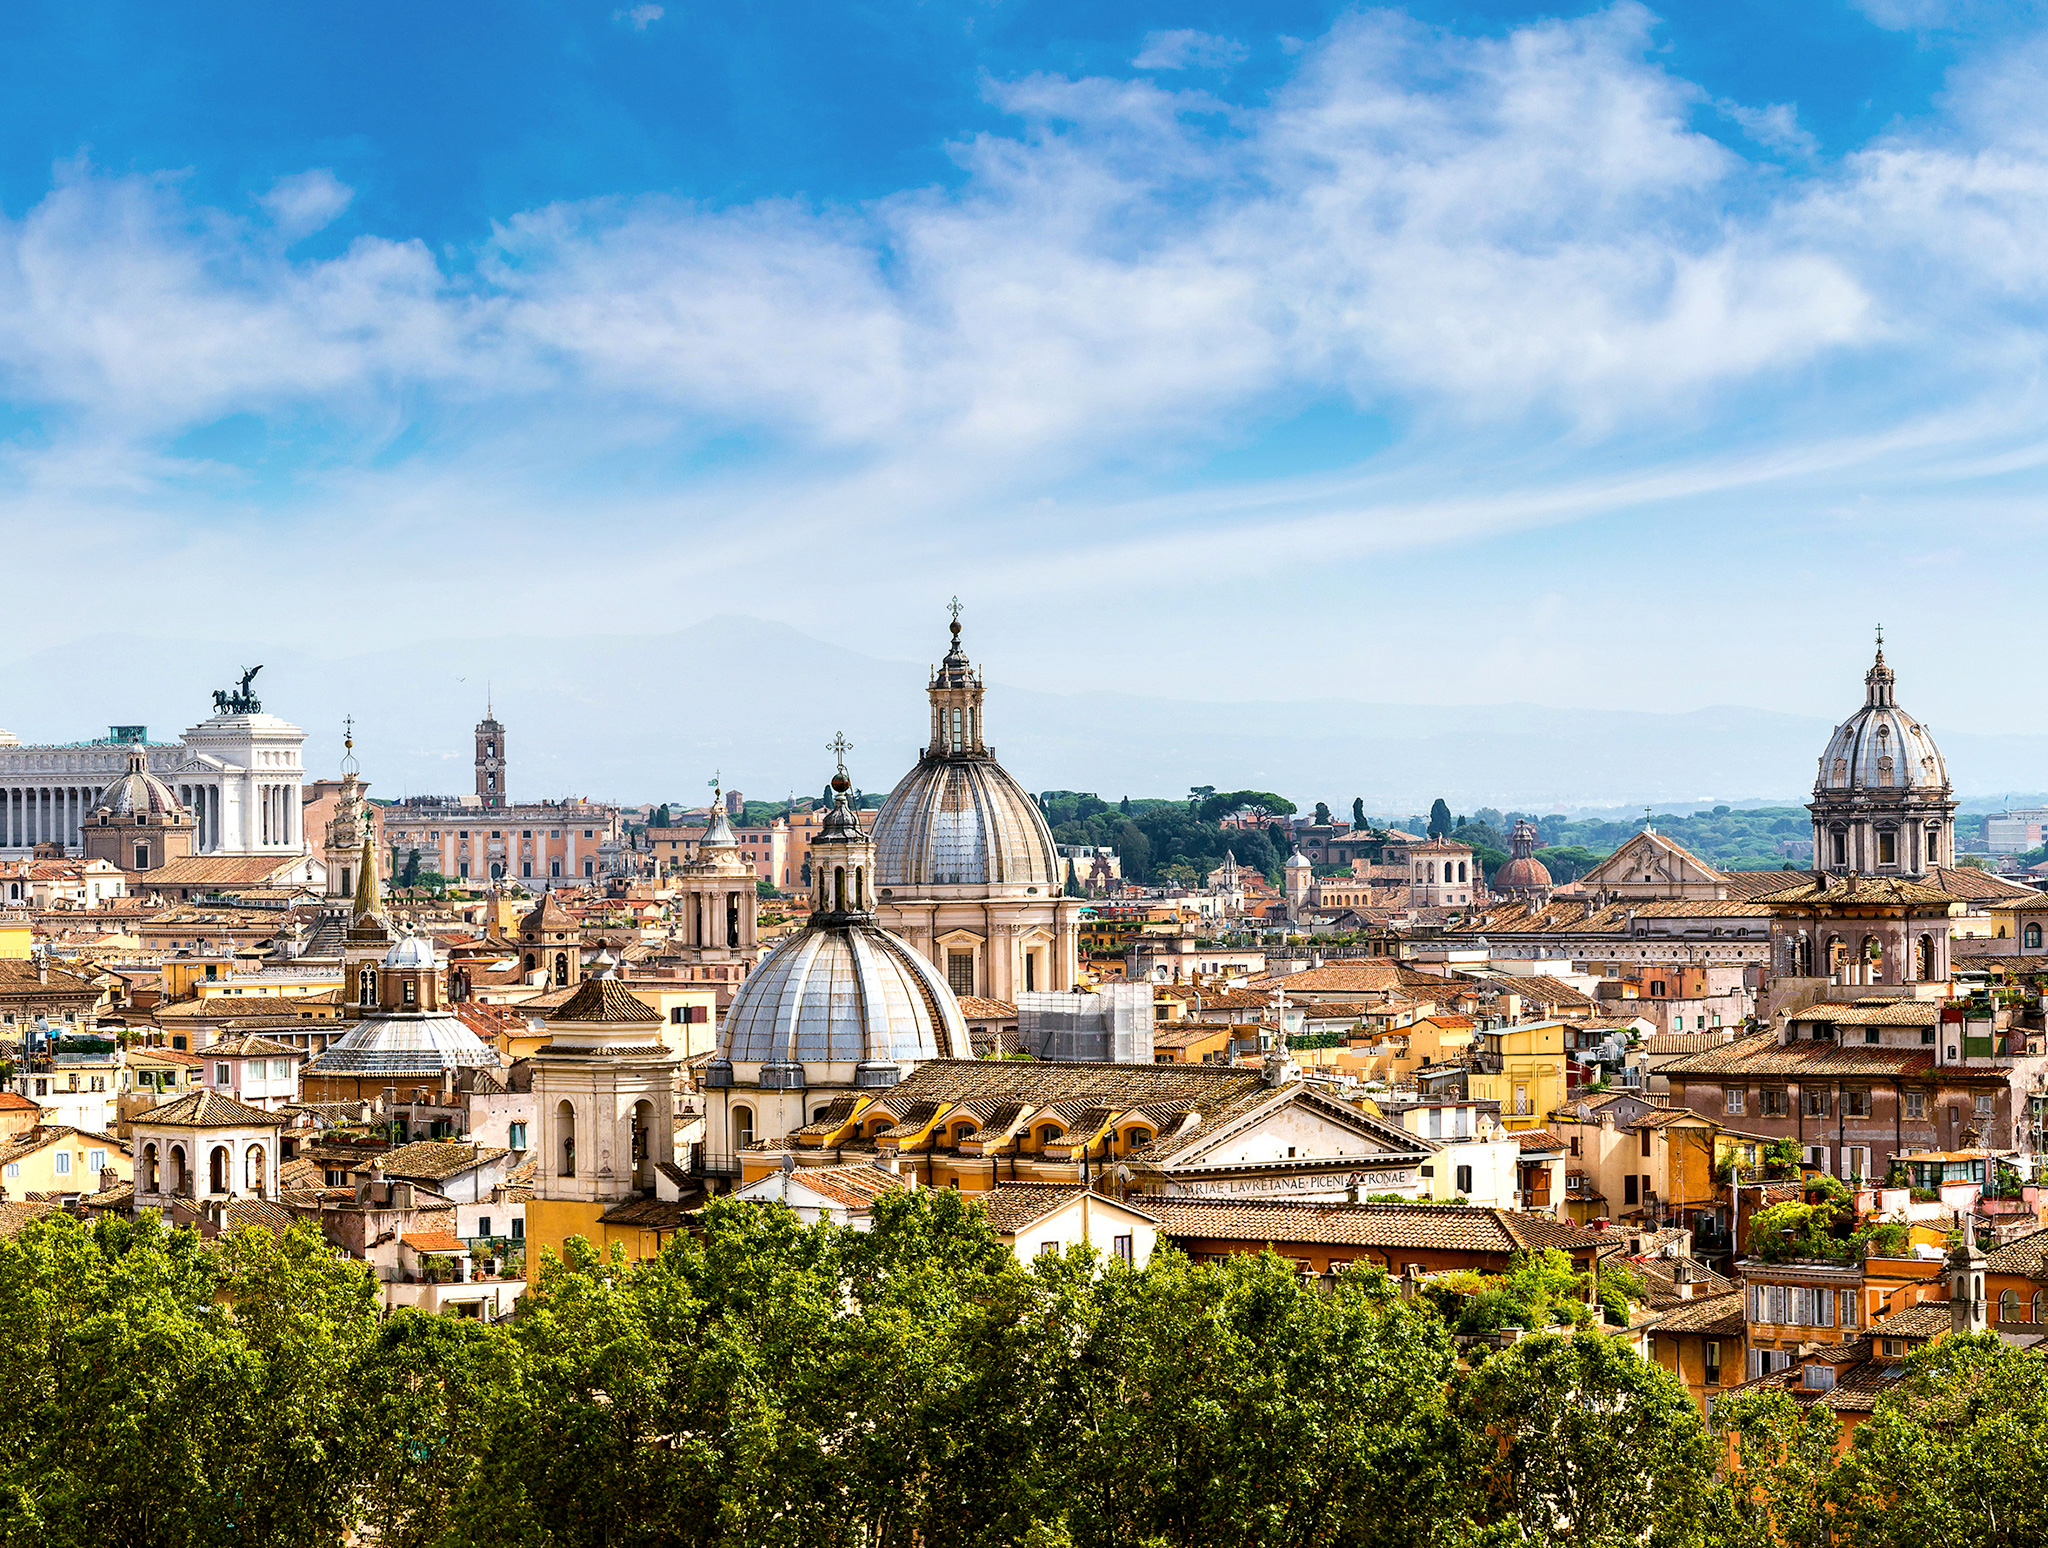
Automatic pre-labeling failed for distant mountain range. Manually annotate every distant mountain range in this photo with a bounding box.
[2,616,2042,814]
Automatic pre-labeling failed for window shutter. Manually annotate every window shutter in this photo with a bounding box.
[1820,1289,1834,1328]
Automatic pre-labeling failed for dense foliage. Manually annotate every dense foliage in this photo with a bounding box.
[1038,790,1292,886]
[13,1201,2040,1548]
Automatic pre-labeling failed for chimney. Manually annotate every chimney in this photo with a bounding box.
[1673,1258,1696,1300]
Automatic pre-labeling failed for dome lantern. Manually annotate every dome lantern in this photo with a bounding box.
[1809,633,1955,878]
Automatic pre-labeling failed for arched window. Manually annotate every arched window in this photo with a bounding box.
[557,1100,578,1176]
[1927,826,1941,864]
[554,951,569,984]
[141,1142,158,1194]
[245,1144,266,1193]
[1427,863,1437,883]
[2027,924,2043,951]
[2035,1289,2048,1325]
[209,1146,229,1195]
[834,866,847,911]
[1126,1128,1152,1150]
[1917,935,1937,981]
[525,953,537,973]
[1038,1125,1063,1146]
[2000,1289,2021,1323]
[358,967,376,1006]
[732,1105,755,1153]
[402,979,416,1006]
[854,866,864,908]
[1457,862,1467,882]
[169,1145,187,1195]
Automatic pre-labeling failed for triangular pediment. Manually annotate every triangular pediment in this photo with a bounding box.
[1159,1085,1425,1172]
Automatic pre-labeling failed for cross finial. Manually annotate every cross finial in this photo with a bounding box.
[948,595,962,626]
[828,733,851,777]
[708,768,721,794]
[1875,623,1885,660]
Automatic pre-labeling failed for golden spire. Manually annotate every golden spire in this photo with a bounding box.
[353,834,378,918]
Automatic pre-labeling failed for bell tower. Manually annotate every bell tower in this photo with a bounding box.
[476,697,506,810]
[925,597,987,760]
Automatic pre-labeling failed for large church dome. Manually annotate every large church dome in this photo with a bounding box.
[713,768,968,1090]
[1808,636,1957,878]
[870,614,1059,891]
[1814,640,1949,796]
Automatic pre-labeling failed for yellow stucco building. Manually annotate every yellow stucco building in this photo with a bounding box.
[1466,1020,1567,1130]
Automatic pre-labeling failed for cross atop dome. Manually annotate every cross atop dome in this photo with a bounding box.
[1866,623,1896,706]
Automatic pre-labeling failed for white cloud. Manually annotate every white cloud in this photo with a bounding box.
[612,5,663,30]
[8,0,2048,679]
[1716,99,1818,158]
[1132,29,1249,71]
[257,169,355,238]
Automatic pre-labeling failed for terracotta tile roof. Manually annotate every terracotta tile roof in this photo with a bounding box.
[1868,1301,1952,1338]
[1637,1260,1735,1309]
[0,1197,63,1237]
[400,1231,467,1253]
[130,856,318,888]
[199,1034,307,1058]
[956,996,1016,1019]
[1243,963,1437,994]
[1659,1029,1934,1080]
[219,1198,297,1235]
[1639,1032,1735,1054]
[1147,1198,1609,1254]
[1984,1227,2048,1280]
[1647,1290,1745,1334]
[0,1091,41,1112]
[453,1002,533,1041]
[1718,870,1813,899]
[376,1141,511,1183]
[1515,1129,1567,1152]
[597,1197,695,1228]
[1790,1000,1941,1026]
[1153,1024,1236,1049]
[1467,975,1596,1008]
[0,960,102,995]
[973,1182,1159,1234]
[843,1058,1272,1164]
[133,1089,281,1129]
[1725,1347,1904,1414]
[546,977,663,1024]
[1751,874,1956,907]
[1157,987,1274,1010]
[789,1164,908,1211]
[1933,867,2042,902]
[157,993,340,1020]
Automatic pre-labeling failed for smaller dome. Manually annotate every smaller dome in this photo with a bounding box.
[1495,856,1553,892]
[383,935,436,969]
[97,748,183,820]
[1285,850,1313,871]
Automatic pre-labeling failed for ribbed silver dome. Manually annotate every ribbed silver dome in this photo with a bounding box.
[872,759,1059,888]
[718,922,966,1066]
[304,1011,500,1076]
[1815,647,1948,795]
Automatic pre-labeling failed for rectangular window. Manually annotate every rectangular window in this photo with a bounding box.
[1625,1175,1639,1205]
[1843,1089,1870,1117]
[1455,1165,1473,1193]
[946,952,976,998]
[1724,1087,1745,1115]
[671,1007,684,1024]
[1977,1093,1996,1117]
[1037,1241,1059,1258]
[512,1219,525,1239]
[87,1150,105,1172]
[53,1152,71,1176]
[477,1216,492,1238]
[1760,1089,1787,1117]
[1113,1234,1134,1266]
[1804,1090,1828,1118]
[1705,1341,1722,1386]
[1905,1091,1925,1119]
[508,1123,528,1149]
[3,1163,15,1180]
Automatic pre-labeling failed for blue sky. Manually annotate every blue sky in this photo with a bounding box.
[1,0,2045,739]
